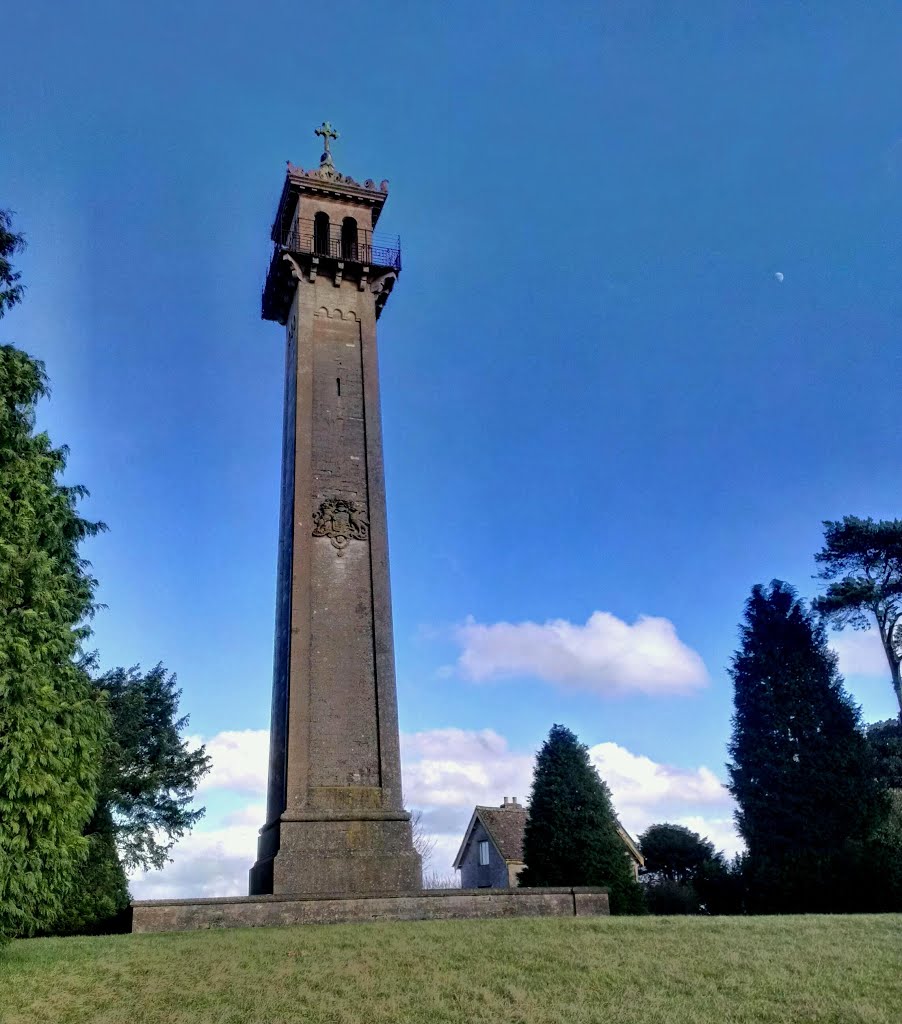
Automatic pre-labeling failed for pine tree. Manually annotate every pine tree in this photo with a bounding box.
[520,724,644,914]
[727,580,881,913]
[0,218,109,936]
[90,663,210,872]
[813,516,902,715]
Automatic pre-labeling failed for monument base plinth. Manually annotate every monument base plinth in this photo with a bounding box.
[131,887,610,933]
[248,813,422,896]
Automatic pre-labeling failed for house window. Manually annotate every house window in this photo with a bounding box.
[478,840,490,866]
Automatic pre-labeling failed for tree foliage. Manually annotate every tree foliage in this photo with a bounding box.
[0,213,208,938]
[0,216,109,937]
[638,823,740,915]
[410,809,436,881]
[50,663,211,933]
[520,724,645,914]
[641,876,701,915]
[0,210,25,317]
[727,581,881,913]
[638,824,716,883]
[91,664,210,872]
[866,718,902,791]
[861,719,902,912]
[47,806,130,936]
[866,790,902,911]
[813,516,902,715]
[692,852,746,915]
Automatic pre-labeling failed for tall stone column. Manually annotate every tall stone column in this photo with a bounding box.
[249,125,420,896]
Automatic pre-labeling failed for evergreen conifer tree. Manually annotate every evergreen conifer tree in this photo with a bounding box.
[47,806,130,935]
[520,724,644,914]
[813,516,902,715]
[90,664,210,872]
[727,580,881,912]
[52,664,211,934]
[0,212,109,936]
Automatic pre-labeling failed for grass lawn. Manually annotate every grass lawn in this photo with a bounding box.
[2,915,900,1024]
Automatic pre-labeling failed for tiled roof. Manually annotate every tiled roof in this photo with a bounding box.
[476,806,529,863]
[455,804,645,868]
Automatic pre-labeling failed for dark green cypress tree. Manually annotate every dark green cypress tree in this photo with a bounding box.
[727,580,881,913]
[520,724,645,914]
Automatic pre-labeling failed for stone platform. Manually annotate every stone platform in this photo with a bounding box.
[131,887,610,933]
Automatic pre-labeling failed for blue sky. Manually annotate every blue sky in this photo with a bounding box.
[2,2,900,892]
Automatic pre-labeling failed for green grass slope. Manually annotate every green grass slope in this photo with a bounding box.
[2,915,901,1024]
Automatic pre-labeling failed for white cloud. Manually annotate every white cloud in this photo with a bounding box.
[401,728,534,876]
[402,728,534,809]
[454,611,708,696]
[673,816,743,859]
[129,729,268,899]
[129,821,259,900]
[587,741,738,856]
[190,729,269,796]
[402,728,738,876]
[222,802,266,828]
[588,742,728,808]
[132,726,740,899]
[830,629,890,678]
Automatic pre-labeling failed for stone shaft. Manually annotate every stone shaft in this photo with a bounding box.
[250,167,419,895]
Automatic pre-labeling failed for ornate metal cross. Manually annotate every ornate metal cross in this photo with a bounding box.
[314,121,339,155]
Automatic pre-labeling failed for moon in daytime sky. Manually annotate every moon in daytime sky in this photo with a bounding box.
[774,271,784,282]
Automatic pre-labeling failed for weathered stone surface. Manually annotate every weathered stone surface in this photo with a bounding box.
[251,150,420,896]
[132,888,610,933]
[264,816,421,895]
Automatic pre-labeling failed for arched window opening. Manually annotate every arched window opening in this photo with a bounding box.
[341,217,358,261]
[313,212,330,256]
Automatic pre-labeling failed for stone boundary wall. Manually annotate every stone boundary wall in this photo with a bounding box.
[131,887,610,933]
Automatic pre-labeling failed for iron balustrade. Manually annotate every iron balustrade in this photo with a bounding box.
[274,219,401,271]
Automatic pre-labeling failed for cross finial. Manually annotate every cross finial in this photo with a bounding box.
[315,121,339,162]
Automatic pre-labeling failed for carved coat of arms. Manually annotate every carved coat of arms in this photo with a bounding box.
[312,498,369,555]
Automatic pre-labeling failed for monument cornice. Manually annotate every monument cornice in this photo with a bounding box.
[271,163,389,241]
[278,810,413,823]
[286,161,389,197]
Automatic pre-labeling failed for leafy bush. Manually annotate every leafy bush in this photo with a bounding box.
[643,877,700,915]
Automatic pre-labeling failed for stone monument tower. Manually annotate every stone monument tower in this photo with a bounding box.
[249,124,421,896]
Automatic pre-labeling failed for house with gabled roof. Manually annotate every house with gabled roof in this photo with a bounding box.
[452,797,644,889]
[453,798,529,888]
